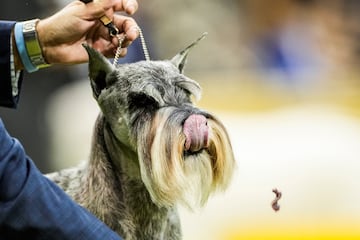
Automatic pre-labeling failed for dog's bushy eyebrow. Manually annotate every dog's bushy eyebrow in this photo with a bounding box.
[130,82,166,106]
[174,77,201,101]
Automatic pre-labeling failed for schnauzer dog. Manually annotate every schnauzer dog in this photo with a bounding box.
[46,36,235,240]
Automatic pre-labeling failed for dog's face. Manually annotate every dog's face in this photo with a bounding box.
[83,36,235,208]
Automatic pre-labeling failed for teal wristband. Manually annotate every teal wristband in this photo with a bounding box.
[14,22,38,73]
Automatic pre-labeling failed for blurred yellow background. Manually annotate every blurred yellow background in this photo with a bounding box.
[179,72,360,240]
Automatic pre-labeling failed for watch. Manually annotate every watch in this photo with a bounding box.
[22,19,50,69]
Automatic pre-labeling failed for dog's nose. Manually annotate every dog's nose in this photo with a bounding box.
[183,114,209,152]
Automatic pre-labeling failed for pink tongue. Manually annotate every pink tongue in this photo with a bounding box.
[183,114,208,152]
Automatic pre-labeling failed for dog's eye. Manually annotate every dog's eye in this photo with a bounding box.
[128,93,159,111]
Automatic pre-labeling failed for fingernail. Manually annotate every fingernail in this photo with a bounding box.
[126,0,137,14]
[127,26,139,39]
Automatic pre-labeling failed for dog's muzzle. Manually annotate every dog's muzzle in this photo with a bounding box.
[183,114,209,153]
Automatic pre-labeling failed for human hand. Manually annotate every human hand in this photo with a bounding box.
[36,0,139,64]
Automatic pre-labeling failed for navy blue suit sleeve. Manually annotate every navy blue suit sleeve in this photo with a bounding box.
[0,21,23,108]
[0,119,122,240]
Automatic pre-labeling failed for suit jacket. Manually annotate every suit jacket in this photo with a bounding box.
[0,21,122,239]
[0,119,123,239]
[0,21,21,108]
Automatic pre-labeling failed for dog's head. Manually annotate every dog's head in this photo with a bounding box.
[83,35,235,208]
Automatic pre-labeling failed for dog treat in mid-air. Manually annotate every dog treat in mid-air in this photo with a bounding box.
[271,188,282,212]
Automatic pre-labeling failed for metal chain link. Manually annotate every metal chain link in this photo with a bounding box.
[113,34,126,67]
[137,27,150,61]
[113,27,150,67]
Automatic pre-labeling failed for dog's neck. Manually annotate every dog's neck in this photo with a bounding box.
[80,114,127,231]
[84,114,176,238]
[86,114,142,204]
[102,119,141,180]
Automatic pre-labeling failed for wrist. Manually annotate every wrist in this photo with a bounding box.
[14,19,51,73]
[35,19,51,65]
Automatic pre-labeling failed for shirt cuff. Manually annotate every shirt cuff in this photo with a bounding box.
[10,32,21,98]
[14,22,38,73]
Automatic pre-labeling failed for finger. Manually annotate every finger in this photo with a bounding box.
[92,38,117,57]
[123,0,138,15]
[103,45,128,58]
[113,16,139,41]
[121,40,132,48]
[110,32,125,46]
[109,33,131,50]
[124,25,139,43]
[119,47,128,57]
[83,0,126,19]
[87,21,113,44]
[81,0,111,18]
[113,0,138,15]
[113,37,131,49]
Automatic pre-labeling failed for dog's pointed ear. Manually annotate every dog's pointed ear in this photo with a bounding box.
[82,44,115,98]
[170,32,207,74]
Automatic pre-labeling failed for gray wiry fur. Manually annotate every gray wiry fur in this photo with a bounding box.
[46,35,235,240]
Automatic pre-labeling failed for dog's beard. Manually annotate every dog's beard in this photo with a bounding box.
[137,107,235,209]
